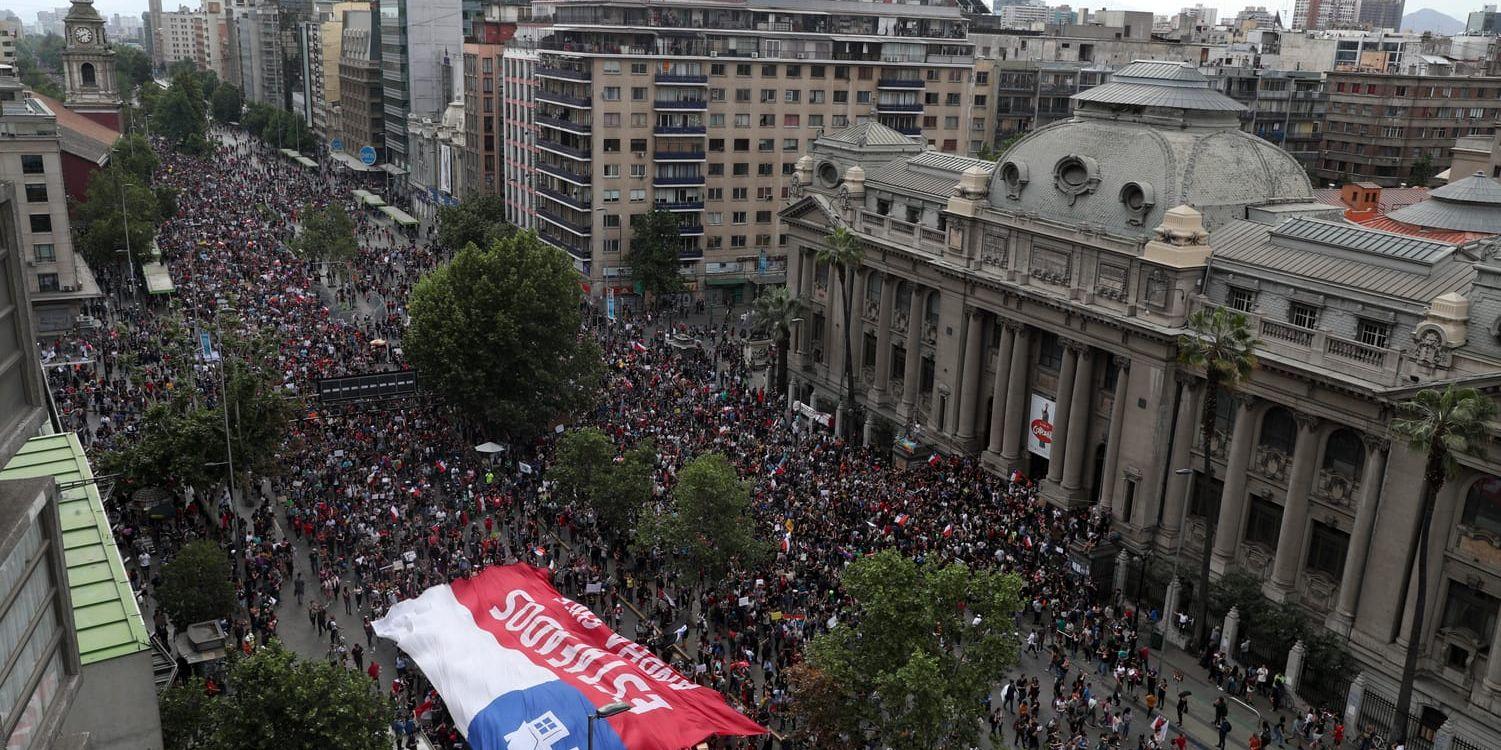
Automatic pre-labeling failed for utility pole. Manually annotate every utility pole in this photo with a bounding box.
[117,169,136,302]
[213,303,237,505]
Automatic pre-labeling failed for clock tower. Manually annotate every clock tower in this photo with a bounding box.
[62,0,121,131]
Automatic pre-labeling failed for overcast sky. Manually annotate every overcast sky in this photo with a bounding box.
[0,0,1486,30]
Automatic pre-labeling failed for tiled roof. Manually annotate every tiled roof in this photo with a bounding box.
[27,92,119,164]
[817,121,917,148]
[1312,186,1430,213]
[0,433,151,666]
[1349,213,1490,245]
[1073,59,1245,112]
[868,150,993,200]
[1273,217,1454,263]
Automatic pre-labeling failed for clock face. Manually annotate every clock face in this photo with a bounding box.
[73,26,94,44]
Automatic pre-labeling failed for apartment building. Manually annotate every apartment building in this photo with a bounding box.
[526,0,990,302]
[336,6,382,164]
[0,19,20,68]
[500,30,538,230]
[1317,72,1501,186]
[463,17,519,197]
[1291,0,1357,30]
[378,0,462,172]
[992,60,1112,137]
[157,6,210,70]
[233,2,284,106]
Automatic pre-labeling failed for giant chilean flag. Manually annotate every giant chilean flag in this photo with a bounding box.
[373,564,767,750]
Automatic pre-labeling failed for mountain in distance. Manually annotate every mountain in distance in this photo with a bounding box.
[1401,8,1466,35]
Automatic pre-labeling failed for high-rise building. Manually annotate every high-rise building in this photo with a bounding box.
[463,19,517,197]
[157,5,211,70]
[524,0,989,302]
[335,5,383,167]
[233,2,284,106]
[378,0,462,177]
[1356,0,1404,31]
[318,2,365,146]
[500,25,539,230]
[1468,5,1501,35]
[1291,0,1358,30]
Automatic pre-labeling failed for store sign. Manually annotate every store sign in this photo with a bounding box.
[1027,393,1055,459]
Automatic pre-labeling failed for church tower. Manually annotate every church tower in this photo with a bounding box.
[62,0,122,131]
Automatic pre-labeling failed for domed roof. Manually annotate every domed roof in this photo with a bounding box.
[988,60,1311,233]
[1387,172,1501,234]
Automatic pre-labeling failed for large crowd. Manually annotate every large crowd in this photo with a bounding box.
[41,127,1381,750]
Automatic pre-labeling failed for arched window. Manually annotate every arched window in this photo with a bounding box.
[80,63,96,87]
[865,272,882,305]
[924,289,939,324]
[895,280,911,312]
[1462,475,1501,538]
[1322,429,1365,479]
[1258,407,1296,454]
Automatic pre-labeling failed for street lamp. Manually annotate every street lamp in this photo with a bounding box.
[587,701,631,750]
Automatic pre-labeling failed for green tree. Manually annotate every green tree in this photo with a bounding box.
[751,285,802,397]
[114,44,154,94]
[634,453,767,581]
[16,34,64,99]
[627,209,685,306]
[137,81,166,116]
[155,540,237,627]
[550,427,613,506]
[405,232,602,438]
[1410,154,1435,187]
[74,165,162,271]
[817,227,864,438]
[1389,386,1496,743]
[550,428,655,543]
[161,643,395,750]
[436,194,510,253]
[797,550,1022,749]
[155,84,209,154]
[111,133,160,182]
[211,84,243,124]
[1177,306,1259,649]
[289,202,358,272]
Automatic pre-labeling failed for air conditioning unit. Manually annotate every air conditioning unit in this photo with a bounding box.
[61,284,74,292]
[709,51,719,58]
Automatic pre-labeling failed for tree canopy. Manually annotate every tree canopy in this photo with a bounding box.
[405,231,602,438]
[210,84,243,124]
[289,202,358,267]
[155,540,237,627]
[115,44,153,94]
[634,453,767,581]
[435,194,510,253]
[74,164,164,270]
[111,133,160,182]
[161,642,394,750]
[627,209,685,302]
[793,550,1023,749]
[153,72,210,154]
[549,428,656,542]
[242,102,313,152]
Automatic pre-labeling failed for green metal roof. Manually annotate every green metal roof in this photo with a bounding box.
[0,433,151,665]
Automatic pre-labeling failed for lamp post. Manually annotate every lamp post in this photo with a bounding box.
[587,701,631,750]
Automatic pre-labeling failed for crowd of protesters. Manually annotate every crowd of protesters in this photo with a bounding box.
[36,125,1384,750]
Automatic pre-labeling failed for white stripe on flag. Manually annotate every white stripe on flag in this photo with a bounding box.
[373,584,557,733]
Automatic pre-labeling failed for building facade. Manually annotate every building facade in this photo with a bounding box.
[500,32,537,230]
[1317,71,1501,186]
[336,6,382,164]
[156,6,210,70]
[524,0,989,301]
[61,0,122,132]
[378,0,462,173]
[462,19,514,198]
[233,2,284,106]
[784,60,1501,750]
[1357,0,1405,31]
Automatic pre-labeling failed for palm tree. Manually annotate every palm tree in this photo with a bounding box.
[1389,386,1496,743]
[817,227,864,438]
[1176,306,1259,650]
[752,285,802,398]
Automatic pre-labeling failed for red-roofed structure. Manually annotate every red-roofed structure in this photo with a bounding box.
[26,92,119,205]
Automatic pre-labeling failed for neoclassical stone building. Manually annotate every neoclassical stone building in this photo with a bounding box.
[781,61,1501,748]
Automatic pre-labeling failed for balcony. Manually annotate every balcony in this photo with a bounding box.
[540,232,590,260]
[538,187,591,211]
[655,73,708,85]
[535,89,592,109]
[653,174,705,187]
[677,224,705,236]
[878,78,925,89]
[678,247,704,261]
[655,200,704,211]
[536,115,591,135]
[653,125,707,136]
[857,210,944,256]
[653,99,708,111]
[537,138,592,161]
[653,150,707,161]
[537,162,591,185]
[1192,305,1402,385]
[537,66,591,82]
[876,102,924,113]
[537,207,593,237]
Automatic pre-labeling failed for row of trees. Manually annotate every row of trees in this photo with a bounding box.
[241,101,314,152]
[74,134,178,272]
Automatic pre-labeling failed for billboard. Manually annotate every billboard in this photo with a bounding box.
[1028,393,1055,459]
[373,565,766,750]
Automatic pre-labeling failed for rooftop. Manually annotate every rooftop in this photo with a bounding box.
[27,92,120,165]
[1386,172,1501,235]
[0,433,151,666]
[1072,60,1245,113]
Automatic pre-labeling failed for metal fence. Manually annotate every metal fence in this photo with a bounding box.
[1453,736,1486,750]
[1356,692,1434,750]
[1298,667,1350,713]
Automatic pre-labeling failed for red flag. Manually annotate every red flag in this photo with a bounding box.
[942,523,954,538]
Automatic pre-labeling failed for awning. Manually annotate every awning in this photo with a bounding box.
[141,261,174,294]
[353,189,387,208]
[295,156,318,169]
[280,148,300,158]
[706,276,747,286]
[380,204,419,227]
[380,163,409,176]
[331,151,379,172]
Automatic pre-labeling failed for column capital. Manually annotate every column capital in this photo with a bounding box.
[1231,392,1261,413]
[1360,433,1390,454]
[1063,337,1089,355]
[1112,354,1132,371]
[967,307,987,323]
[1000,318,1026,334]
[1293,410,1322,432]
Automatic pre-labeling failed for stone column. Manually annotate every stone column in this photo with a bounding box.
[1046,344,1081,486]
[1157,379,1202,546]
[1343,672,1366,729]
[1098,357,1131,509]
[955,310,987,442]
[985,323,1018,456]
[1285,640,1307,695]
[870,273,896,404]
[1211,396,1258,574]
[1484,611,1501,692]
[1061,347,1097,493]
[1000,326,1033,465]
[1432,721,1455,750]
[1221,606,1241,660]
[796,249,815,354]
[1329,437,1388,636]
[1114,549,1131,594]
[1268,413,1322,599]
[898,288,924,421]
[1160,576,1183,634]
[847,269,868,388]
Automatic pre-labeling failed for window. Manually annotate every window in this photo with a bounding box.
[631,87,647,101]
[1357,319,1390,348]
[709,139,725,152]
[758,138,774,152]
[785,65,801,78]
[734,114,750,128]
[757,186,774,200]
[709,114,725,128]
[783,138,798,151]
[603,138,621,153]
[834,90,848,104]
[23,184,46,203]
[1228,288,1256,312]
[1441,581,1498,648]
[732,163,749,176]
[602,86,620,101]
[32,244,53,262]
[757,163,773,176]
[601,213,621,228]
[706,212,722,225]
[863,332,877,367]
[603,238,621,253]
[759,114,775,127]
[1244,496,1283,549]
[945,116,959,129]
[736,64,752,77]
[708,163,724,176]
[1306,522,1348,579]
[629,189,645,202]
[783,114,799,127]
[603,165,619,178]
[731,235,747,247]
[1259,407,1296,454]
[1463,476,1501,539]
[602,189,620,203]
[630,164,646,178]
[19,155,43,174]
[732,211,747,224]
[810,90,825,104]
[761,89,777,103]
[891,344,906,380]
[784,90,800,103]
[36,273,59,292]
[711,63,726,76]
[732,187,748,200]
[1289,302,1319,329]
[629,138,647,153]
[762,64,776,77]
[735,88,751,103]
[710,88,725,102]
[630,62,647,75]
[1037,332,1062,370]
[28,214,50,233]
[603,61,621,74]
[708,188,723,200]
[602,113,620,127]
[1323,429,1364,479]
[756,210,772,223]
